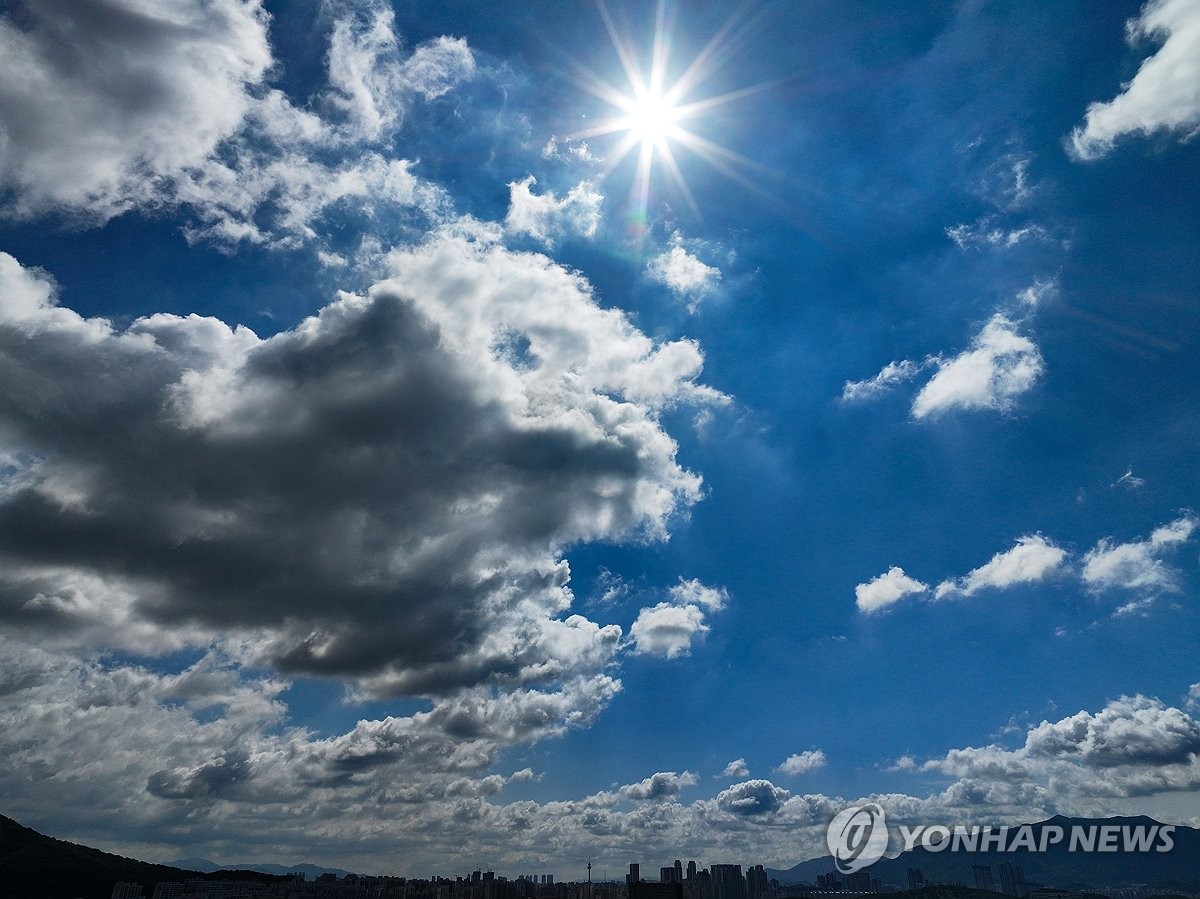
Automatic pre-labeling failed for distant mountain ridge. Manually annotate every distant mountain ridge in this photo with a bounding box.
[0,814,292,899]
[170,855,355,879]
[766,815,1200,890]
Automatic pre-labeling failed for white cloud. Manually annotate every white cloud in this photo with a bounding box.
[863,515,1196,617]
[946,222,1050,250]
[178,151,442,249]
[935,535,1067,599]
[629,602,709,658]
[855,566,929,613]
[668,578,729,611]
[541,135,600,165]
[629,578,729,658]
[719,758,750,778]
[844,282,1050,417]
[926,693,1200,799]
[647,237,722,308]
[0,228,753,870]
[1017,279,1058,308]
[588,569,633,605]
[0,0,472,249]
[399,35,476,99]
[1082,514,1198,594]
[619,771,697,801]
[841,359,923,402]
[504,175,603,245]
[1069,0,1200,160]
[325,5,474,140]
[775,750,827,777]
[912,314,1042,418]
[1115,467,1147,490]
[0,0,271,220]
[2,641,1196,873]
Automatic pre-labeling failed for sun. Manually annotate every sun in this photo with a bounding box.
[620,86,683,148]
[567,0,767,222]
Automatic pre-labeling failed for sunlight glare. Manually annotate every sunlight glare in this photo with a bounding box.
[567,0,772,227]
[623,87,682,147]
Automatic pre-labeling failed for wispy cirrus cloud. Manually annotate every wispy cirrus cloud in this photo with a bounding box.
[841,359,923,403]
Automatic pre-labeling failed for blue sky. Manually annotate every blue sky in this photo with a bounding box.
[0,0,1198,878]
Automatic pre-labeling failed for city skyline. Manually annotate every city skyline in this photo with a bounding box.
[0,0,1198,880]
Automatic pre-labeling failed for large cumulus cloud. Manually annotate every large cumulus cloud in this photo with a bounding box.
[1,638,1197,873]
[0,232,716,699]
[0,0,272,219]
[0,0,473,247]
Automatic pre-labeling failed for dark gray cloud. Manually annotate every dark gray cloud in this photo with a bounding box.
[714,779,790,816]
[619,771,698,802]
[0,236,710,700]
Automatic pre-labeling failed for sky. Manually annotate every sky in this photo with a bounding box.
[0,0,1199,881]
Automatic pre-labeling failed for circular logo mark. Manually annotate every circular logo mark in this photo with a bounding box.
[826,803,888,874]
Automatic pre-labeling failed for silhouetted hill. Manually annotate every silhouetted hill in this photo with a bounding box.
[767,815,1200,889]
[169,855,355,879]
[0,814,288,899]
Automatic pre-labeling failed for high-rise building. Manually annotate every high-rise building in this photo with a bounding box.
[675,861,684,885]
[998,862,1026,897]
[846,871,872,892]
[662,867,677,884]
[816,873,841,891]
[907,869,925,890]
[687,861,698,884]
[629,864,641,885]
[973,866,995,892]
[710,865,745,899]
[746,864,769,899]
